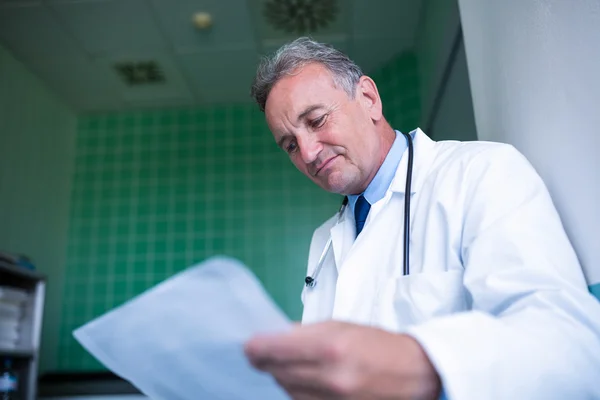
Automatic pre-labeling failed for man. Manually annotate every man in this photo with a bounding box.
[244,37,600,399]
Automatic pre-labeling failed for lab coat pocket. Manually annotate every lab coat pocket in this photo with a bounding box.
[375,270,468,332]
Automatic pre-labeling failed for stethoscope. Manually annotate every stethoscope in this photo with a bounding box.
[304,131,414,288]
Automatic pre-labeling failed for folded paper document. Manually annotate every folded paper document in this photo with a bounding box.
[74,256,292,400]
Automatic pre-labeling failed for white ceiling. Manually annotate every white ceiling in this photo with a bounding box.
[0,0,424,112]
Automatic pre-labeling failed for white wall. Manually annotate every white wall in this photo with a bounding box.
[0,43,76,371]
[458,0,600,292]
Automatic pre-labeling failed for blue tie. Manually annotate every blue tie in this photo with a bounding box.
[354,195,371,237]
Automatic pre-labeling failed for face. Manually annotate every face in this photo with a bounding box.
[264,63,386,195]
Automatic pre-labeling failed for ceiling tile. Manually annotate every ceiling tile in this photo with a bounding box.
[150,0,257,54]
[0,0,42,6]
[97,52,195,106]
[352,0,422,41]
[0,4,83,58]
[0,0,426,111]
[23,52,123,112]
[351,36,412,75]
[260,35,349,58]
[177,48,261,105]
[47,0,169,58]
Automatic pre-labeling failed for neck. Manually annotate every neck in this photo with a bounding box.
[350,121,396,195]
[375,122,397,169]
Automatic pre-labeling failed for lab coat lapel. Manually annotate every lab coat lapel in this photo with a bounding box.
[330,203,354,272]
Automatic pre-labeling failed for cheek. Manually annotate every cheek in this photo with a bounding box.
[290,156,309,175]
[327,116,364,153]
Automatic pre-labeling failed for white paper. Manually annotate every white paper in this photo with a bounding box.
[73,256,292,400]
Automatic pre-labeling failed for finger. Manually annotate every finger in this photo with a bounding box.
[265,362,328,388]
[264,359,354,400]
[272,367,340,400]
[244,331,326,366]
[284,386,334,400]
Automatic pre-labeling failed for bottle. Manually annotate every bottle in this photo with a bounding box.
[0,358,18,400]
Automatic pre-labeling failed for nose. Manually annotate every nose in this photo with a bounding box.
[298,134,322,165]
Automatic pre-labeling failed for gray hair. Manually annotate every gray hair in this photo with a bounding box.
[251,37,364,112]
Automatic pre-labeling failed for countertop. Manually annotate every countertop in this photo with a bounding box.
[38,371,147,399]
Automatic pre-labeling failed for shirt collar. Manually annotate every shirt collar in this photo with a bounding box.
[348,130,407,214]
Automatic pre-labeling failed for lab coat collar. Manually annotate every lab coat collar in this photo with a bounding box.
[330,203,354,271]
[389,128,437,195]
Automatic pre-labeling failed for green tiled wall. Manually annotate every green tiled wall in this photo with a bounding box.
[58,50,420,370]
[373,52,421,130]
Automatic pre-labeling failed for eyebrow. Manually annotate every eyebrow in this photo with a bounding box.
[297,104,326,123]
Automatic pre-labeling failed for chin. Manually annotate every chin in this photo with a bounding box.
[319,172,354,195]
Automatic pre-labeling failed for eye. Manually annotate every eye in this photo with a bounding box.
[285,140,298,155]
[309,114,327,129]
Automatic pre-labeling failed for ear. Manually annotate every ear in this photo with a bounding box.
[356,76,383,121]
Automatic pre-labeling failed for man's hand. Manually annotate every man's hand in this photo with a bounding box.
[244,321,441,400]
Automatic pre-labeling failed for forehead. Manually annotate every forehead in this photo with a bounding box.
[265,63,345,118]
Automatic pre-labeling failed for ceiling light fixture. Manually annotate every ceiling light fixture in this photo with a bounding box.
[192,12,213,30]
[263,0,338,34]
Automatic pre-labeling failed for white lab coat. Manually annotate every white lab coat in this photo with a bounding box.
[300,129,600,399]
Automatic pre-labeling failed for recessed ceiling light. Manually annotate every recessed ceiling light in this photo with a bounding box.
[192,12,213,30]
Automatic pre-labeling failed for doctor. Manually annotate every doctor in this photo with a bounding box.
[244,37,600,399]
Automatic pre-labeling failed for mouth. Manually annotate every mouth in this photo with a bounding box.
[315,156,339,176]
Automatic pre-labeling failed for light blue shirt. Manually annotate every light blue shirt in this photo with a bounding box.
[348,130,407,215]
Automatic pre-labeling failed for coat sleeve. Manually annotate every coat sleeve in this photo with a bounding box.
[405,144,600,400]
